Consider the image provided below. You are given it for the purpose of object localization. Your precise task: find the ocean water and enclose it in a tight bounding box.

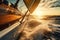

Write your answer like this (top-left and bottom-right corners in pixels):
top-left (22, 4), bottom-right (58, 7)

top-left (19, 15), bottom-right (60, 40)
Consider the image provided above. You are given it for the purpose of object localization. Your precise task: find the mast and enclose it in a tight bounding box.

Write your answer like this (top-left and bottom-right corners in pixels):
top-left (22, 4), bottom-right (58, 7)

top-left (23, 0), bottom-right (40, 13)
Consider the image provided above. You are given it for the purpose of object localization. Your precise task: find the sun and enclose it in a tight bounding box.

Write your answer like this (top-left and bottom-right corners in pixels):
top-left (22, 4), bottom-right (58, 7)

top-left (31, 7), bottom-right (44, 19)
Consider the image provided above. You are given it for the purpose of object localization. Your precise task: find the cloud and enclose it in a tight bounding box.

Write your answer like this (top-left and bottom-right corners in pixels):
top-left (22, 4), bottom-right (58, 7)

top-left (51, 0), bottom-right (60, 8)
top-left (39, 0), bottom-right (60, 8)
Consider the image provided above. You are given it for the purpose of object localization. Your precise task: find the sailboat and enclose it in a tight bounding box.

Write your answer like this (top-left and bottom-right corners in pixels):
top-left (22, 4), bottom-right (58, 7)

top-left (0, 0), bottom-right (40, 40)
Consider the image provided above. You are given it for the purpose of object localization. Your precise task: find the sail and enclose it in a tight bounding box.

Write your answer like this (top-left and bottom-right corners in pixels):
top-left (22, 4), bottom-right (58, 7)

top-left (23, 0), bottom-right (40, 13)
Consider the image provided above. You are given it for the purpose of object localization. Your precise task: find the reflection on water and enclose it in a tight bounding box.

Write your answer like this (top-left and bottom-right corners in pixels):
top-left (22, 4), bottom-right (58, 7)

top-left (19, 15), bottom-right (60, 40)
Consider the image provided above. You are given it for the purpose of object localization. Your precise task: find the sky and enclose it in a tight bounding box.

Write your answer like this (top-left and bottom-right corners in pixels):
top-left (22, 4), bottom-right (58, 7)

top-left (7, 0), bottom-right (60, 16)
top-left (7, 0), bottom-right (17, 4)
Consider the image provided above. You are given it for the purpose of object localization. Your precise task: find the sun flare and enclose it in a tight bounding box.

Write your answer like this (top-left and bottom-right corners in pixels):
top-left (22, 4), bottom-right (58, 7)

top-left (31, 7), bottom-right (44, 19)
